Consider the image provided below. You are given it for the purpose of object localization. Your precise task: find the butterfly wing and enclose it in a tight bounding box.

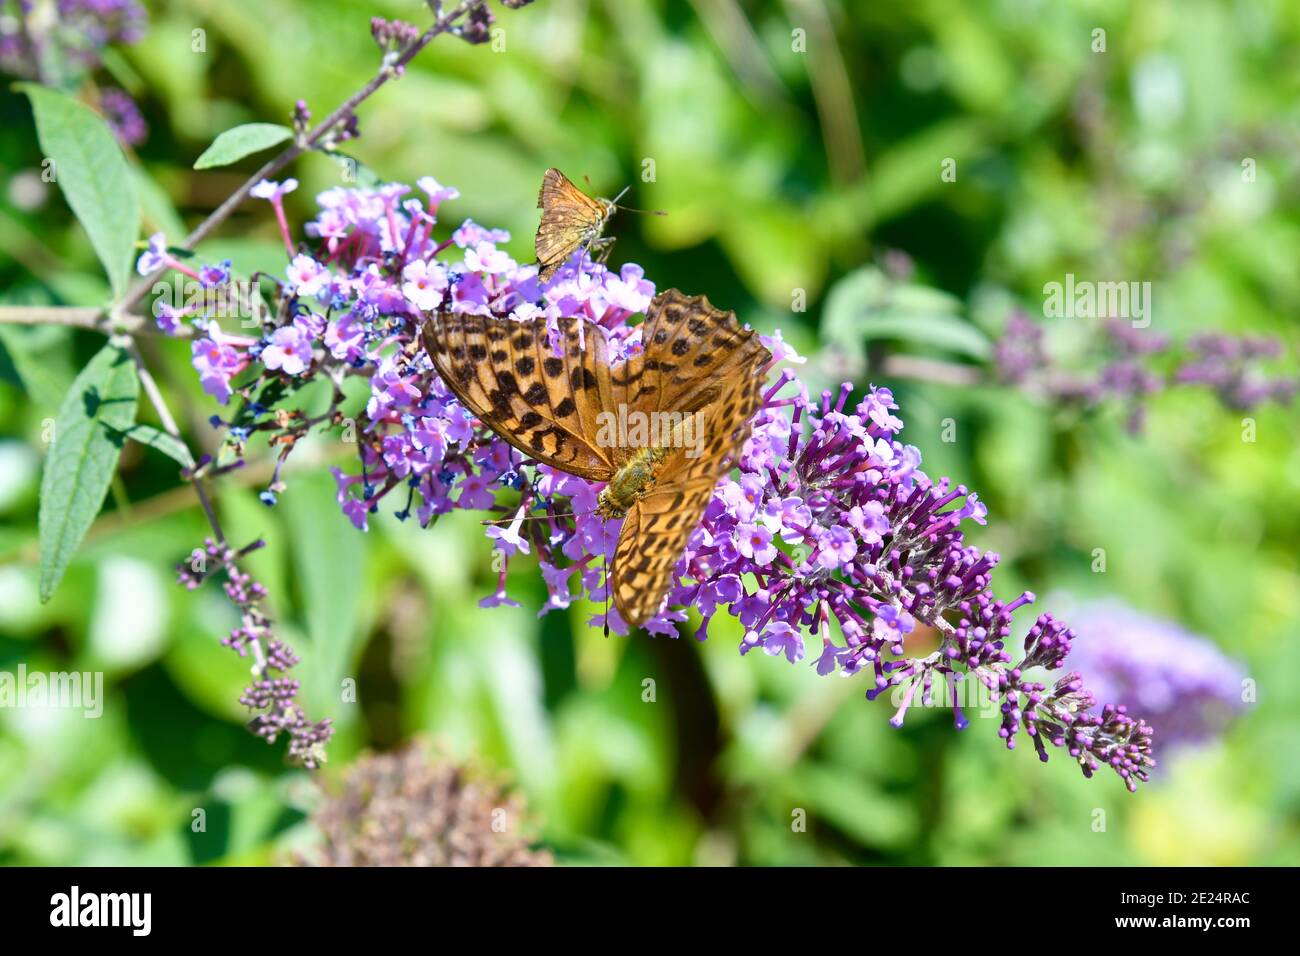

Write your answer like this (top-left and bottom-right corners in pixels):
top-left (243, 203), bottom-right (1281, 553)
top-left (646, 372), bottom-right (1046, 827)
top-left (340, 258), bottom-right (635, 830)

top-left (611, 303), bottom-right (772, 627)
top-left (422, 311), bottom-right (617, 481)
top-left (610, 477), bottom-right (717, 628)
top-left (535, 168), bottom-right (608, 282)
top-left (635, 289), bottom-right (770, 418)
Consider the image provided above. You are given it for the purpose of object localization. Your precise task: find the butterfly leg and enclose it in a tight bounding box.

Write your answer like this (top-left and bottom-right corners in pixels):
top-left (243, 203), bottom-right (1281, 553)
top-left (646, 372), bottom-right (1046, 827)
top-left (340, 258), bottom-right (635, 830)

top-left (589, 236), bottom-right (617, 265)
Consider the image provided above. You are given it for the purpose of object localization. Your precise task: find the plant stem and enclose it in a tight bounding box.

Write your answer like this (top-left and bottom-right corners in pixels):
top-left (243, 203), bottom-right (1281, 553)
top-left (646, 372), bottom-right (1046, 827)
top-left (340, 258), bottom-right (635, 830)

top-left (0, 306), bottom-right (100, 328)
top-left (120, 337), bottom-right (227, 544)
top-left (111, 0), bottom-right (483, 317)
top-left (0, 305), bottom-right (185, 337)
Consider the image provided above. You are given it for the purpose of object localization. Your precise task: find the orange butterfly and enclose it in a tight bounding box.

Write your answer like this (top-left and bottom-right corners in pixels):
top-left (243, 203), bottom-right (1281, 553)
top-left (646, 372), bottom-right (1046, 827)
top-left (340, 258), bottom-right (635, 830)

top-left (534, 168), bottom-right (662, 283)
top-left (423, 290), bottom-right (770, 627)
top-left (534, 168), bottom-right (620, 282)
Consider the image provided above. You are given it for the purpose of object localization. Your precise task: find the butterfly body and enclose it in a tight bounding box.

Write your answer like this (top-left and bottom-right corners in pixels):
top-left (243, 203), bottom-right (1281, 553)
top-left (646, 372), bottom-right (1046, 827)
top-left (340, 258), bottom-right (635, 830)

top-left (567, 198), bottom-right (615, 261)
top-left (535, 168), bottom-right (618, 282)
top-left (598, 446), bottom-right (669, 519)
top-left (423, 289), bottom-right (770, 627)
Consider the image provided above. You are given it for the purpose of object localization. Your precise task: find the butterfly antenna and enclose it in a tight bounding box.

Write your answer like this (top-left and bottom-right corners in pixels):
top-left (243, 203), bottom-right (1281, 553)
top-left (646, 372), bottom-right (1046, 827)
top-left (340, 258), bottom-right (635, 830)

top-left (479, 506), bottom-right (596, 526)
top-left (603, 550), bottom-right (611, 639)
top-left (613, 201), bottom-right (667, 217)
top-left (480, 510), bottom-right (576, 526)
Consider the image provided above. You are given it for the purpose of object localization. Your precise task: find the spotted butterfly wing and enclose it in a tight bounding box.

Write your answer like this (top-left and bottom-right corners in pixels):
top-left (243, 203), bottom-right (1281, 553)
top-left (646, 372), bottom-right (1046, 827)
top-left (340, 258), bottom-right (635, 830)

top-left (422, 291), bottom-right (770, 629)
top-left (535, 168), bottom-right (610, 282)
top-left (421, 312), bottom-right (625, 480)
top-left (608, 293), bottom-right (770, 625)
top-left (633, 288), bottom-right (766, 419)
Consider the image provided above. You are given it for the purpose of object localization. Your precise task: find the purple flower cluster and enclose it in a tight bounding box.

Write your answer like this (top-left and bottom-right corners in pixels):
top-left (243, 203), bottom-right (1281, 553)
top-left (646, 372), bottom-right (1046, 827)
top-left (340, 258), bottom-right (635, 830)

top-left (56, 0), bottom-right (147, 49)
top-left (147, 174), bottom-right (1157, 788)
top-left (1057, 599), bottom-right (1245, 755)
top-left (153, 174), bottom-right (659, 525)
top-left (97, 85), bottom-right (147, 147)
top-left (0, 1), bottom-right (146, 70)
top-left (176, 538), bottom-right (332, 767)
top-left (1, 1), bottom-right (149, 144)
top-left (665, 381), bottom-right (1153, 789)
top-left (994, 310), bottom-right (1296, 432)
top-left (1174, 333), bottom-right (1297, 410)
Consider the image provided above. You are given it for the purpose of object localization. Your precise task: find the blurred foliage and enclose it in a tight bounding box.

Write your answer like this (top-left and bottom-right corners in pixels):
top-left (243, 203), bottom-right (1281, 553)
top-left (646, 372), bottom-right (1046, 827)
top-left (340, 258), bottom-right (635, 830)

top-left (1, 0), bottom-right (1298, 865)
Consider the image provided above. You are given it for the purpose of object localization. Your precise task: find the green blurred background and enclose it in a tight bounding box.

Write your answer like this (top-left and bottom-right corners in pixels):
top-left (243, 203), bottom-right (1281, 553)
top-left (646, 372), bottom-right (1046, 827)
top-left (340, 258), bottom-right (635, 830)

top-left (1, 0), bottom-right (1298, 865)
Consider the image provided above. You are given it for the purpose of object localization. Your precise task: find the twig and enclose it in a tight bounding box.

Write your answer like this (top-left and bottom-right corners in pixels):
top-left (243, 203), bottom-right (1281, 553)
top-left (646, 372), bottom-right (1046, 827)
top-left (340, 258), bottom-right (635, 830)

top-left (0, 306), bottom-right (101, 328)
top-left (123, 334), bottom-right (284, 706)
top-left (6, 0), bottom-right (499, 767)
top-left (111, 0), bottom-right (483, 318)
top-left (120, 337), bottom-right (227, 543)
top-left (40, 0), bottom-right (486, 636)
top-left (0, 305), bottom-right (189, 337)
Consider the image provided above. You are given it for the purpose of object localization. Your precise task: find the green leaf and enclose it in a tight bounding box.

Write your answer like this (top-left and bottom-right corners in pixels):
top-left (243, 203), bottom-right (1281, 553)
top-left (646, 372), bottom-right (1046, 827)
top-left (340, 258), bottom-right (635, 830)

top-left (38, 342), bottom-right (140, 602)
top-left (119, 423), bottom-right (195, 470)
top-left (18, 84), bottom-right (140, 299)
top-left (193, 123), bottom-right (292, 170)
top-left (852, 313), bottom-right (993, 360)
top-left (822, 266), bottom-right (992, 361)
top-left (133, 167), bottom-right (186, 239)
top-left (822, 266), bottom-right (889, 341)
top-left (282, 471), bottom-right (367, 717)
top-left (0, 324), bottom-right (76, 412)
